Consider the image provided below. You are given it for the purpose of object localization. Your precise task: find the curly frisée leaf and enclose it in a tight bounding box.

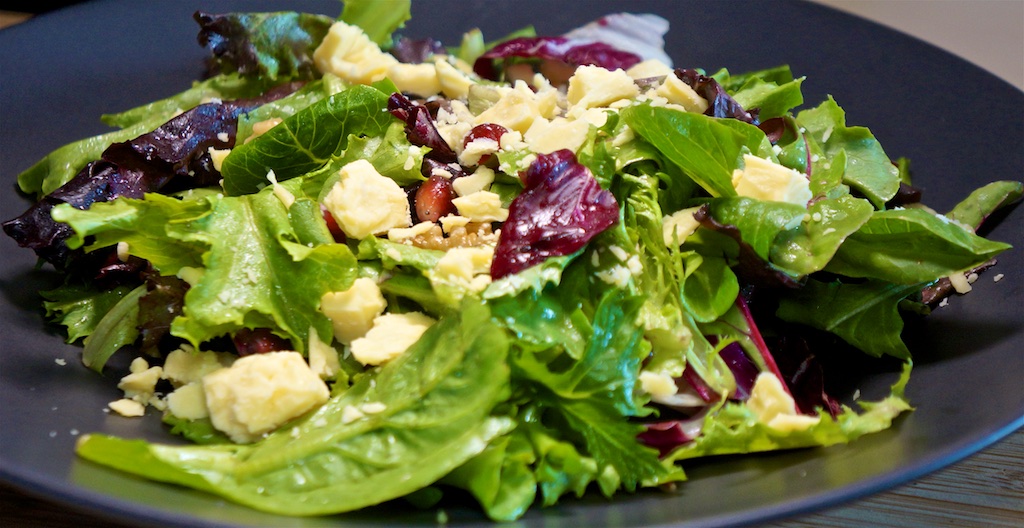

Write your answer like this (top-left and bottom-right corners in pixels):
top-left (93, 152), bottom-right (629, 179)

top-left (77, 301), bottom-right (513, 516)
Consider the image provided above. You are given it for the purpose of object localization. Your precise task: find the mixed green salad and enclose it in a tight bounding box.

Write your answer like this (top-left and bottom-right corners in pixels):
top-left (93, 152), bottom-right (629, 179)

top-left (4, 0), bottom-right (1021, 521)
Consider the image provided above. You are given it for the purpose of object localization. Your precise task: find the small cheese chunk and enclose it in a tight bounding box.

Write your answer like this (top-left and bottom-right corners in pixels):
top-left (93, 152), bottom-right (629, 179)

top-left (320, 277), bottom-right (387, 344)
top-left (566, 66), bottom-right (639, 116)
top-left (459, 137), bottom-right (500, 166)
top-left (524, 117), bottom-right (591, 154)
top-left (307, 326), bottom-right (342, 379)
top-left (118, 362), bottom-right (163, 405)
top-left (208, 147), bottom-right (230, 172)
top-left (639, 371), bottom-right (678, 400)
top-left (747, 373), bottom-right (821, 432)
top-left (203, 351), bottom-right (330, 443)
top-left (655, 74), bottom-right (709, 113)
top-left (165, 382), bottom-right (209, 420)
top-left (435, 245), bottom-right (495, 285)
top-left (662, 206), bottom-right (703, 246)
top-left (313, 21), bottom-right (398, 85)
top-left (731, 154), bottom-right (813, 206)
top-left (452, 166), bottom-right (495, 197)
top-left (626, 58), bottom-right (673, 80)
top-left (474, 81), bottom-right (558, 133)
top-left (162, 347), bottom-right (233, 387)
top-left (322, 159), bottom-right (411, 239)
top-left (452, 191), bottom-right (508, 222)
top-left (388, 62), bottom-right (442, 97)
top-left (350, 312), bottom-right (436, 366)
top-left (108, 398), bottom-right (145, 417)
top-left (435, 58), bottom-right (477, 100)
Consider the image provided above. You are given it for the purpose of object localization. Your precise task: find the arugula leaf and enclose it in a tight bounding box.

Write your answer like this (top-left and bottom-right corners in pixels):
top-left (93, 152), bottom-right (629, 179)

top-left (220, 84), bottom-right (394, 195)
top-left (77, 301), bottom-right (513, 515)
top-left (825, 208), bottom-right (1011, 283)
top-left (776, 278), bottom-right (924, 359)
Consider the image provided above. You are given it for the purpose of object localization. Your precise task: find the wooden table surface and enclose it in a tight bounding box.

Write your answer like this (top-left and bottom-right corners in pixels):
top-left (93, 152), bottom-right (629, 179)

top-left (1, 4), bottom-right (1022, 527)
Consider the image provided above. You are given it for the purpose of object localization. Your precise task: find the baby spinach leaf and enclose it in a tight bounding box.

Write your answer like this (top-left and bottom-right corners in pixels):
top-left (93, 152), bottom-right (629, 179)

top-left (77, 301), bottom-right (513, 515)
top-left (704, 197), bottom-right (806, 260)
top-left (771, 194), bottom-right (874, 276)
top-left (220, 84), bottom-right (394, 195)
top-left (797, 97), bottom-right (899, 208)
top-left (620, 104), bottom-right (743, 198)
top-left (680, 253), bottom-right (739, 323)
top-left (826, 208), bottom-right (1011, 283)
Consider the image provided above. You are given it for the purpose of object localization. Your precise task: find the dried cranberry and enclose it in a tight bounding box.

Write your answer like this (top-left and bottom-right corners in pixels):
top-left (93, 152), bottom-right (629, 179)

top-left (491, 149), bottom-right (619, 279)
top-left (462, 123), bottom-right (509, 165)
top-left (320, 204), bottom-right (346, 243)
top-left (232, 328), bottom-right (292, 356)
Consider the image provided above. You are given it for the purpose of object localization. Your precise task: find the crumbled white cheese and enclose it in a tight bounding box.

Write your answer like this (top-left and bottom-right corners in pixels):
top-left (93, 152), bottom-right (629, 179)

top-left (747, 373), bottom-right (820, 432)
top-left (118, 359), bottom-right (163, 406)
top-left (434, 245), bottom-right (495, 290)
top-left (360, 402), bottom-right (387, 414)
top-left (54, 358), bottom-right (66, 366)
top-left (662, 207), bottom-right (702, 246)
top-left (350, 312), bottom-right (436, 366)
top-left (434, 57), bottom-right (477, 100)
top-left (266, 170), bottom-right (296, 209)
top-left (108, 398), bottom-right (145, 417)
top-left (116, 241), bottom-right (130, 262)
top-left (320, 277), bottom-right (387, 344)
top-left (523, 117), bottom-right (590, 154)
top-left (626, 58), bottom-right (673, 79)
top-left (731, 154), bottom-right (813, 205)
top-left (439, 214), bottom-right (471, 234)
top-left (203, 351), bottom-right (330, 443)
top-left (322, 159), bottom-right (411, 239)
top-left (474, 80), bottom-right (558, 133)
top-left (994, 273), bottom-right (1004, 282)
top-left (307, 326), bottom-right (342, 379)
top-left (388, 62), bottom-right (441, 97)
top-left (948, 272), bottom-right (972, 294)
top-left (162, 346), bottom-right (233, 387)
top-left (654, 74), bottom-right (708, 113)
top-left (165, 382), bottom-right (209, 420)
top-left (341, 405), bottom-right (365, 424)
top-left (639, 371), bottom-right (678, 400)
top-left (452, 166), bottom-right (495, 197)
top-left (313, 21), bottom-right (398, 85)
top-left (566, 65), bottom-right (639, 117)
top-left (452, 190), bottom-right (508, 222)
top-left (388, 221), bottom-right (438, 243)
top-left (208, 147), bottom-right (230, 172)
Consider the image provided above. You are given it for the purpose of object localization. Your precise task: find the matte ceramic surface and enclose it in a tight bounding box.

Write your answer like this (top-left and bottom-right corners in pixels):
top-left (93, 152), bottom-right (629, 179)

top-left (1, 1), bottom-right (1021, 527)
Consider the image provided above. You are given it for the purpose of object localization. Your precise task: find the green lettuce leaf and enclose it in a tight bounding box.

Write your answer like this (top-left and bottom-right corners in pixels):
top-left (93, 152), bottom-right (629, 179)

top-left (220, 84), bottom-right (394, 195)
top-left (81, 285), bottom-right (145, 371)
top-left (340, 0), bottom-right (412, 47)
top-left (41, 284), bottom-right (135, 343)
top-left (77, 301), bottom-right (513, 516)
top-left (945, 180), bottom-right (1023, 230)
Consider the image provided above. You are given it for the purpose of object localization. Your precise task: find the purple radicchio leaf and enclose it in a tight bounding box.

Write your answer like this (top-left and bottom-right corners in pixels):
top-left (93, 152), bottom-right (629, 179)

top-left (637, 410), bottom-right (709, 457)
top-left (718, 341), bottom-right (760, 401)
top-left (2, 84), bottom-right (301, 272)
top-left (675, 68), bottom-right (759, 125)
top-left (390, 36), bottom-right (446, 64)
top-left (387, 92), bottom-right (457, 163)
top-left (769, 334), bottom-right (843, 418)
top-left (473, 36), bottom-right (642, 79)
top-left (491, 149), bottom-right (619, 279)
top-left (562, 13), bottom-right (672, 67)
top-left (194, 10), bottom-right (333, 80)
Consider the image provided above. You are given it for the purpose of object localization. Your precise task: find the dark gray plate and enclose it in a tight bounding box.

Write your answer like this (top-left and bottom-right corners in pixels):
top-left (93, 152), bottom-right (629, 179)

top-left (1, 1), bottom-right (1021, 527)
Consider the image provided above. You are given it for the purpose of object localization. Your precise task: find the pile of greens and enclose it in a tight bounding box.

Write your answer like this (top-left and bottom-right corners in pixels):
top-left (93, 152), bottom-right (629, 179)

top-left (3, 0), bottom-right (1020, 521)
